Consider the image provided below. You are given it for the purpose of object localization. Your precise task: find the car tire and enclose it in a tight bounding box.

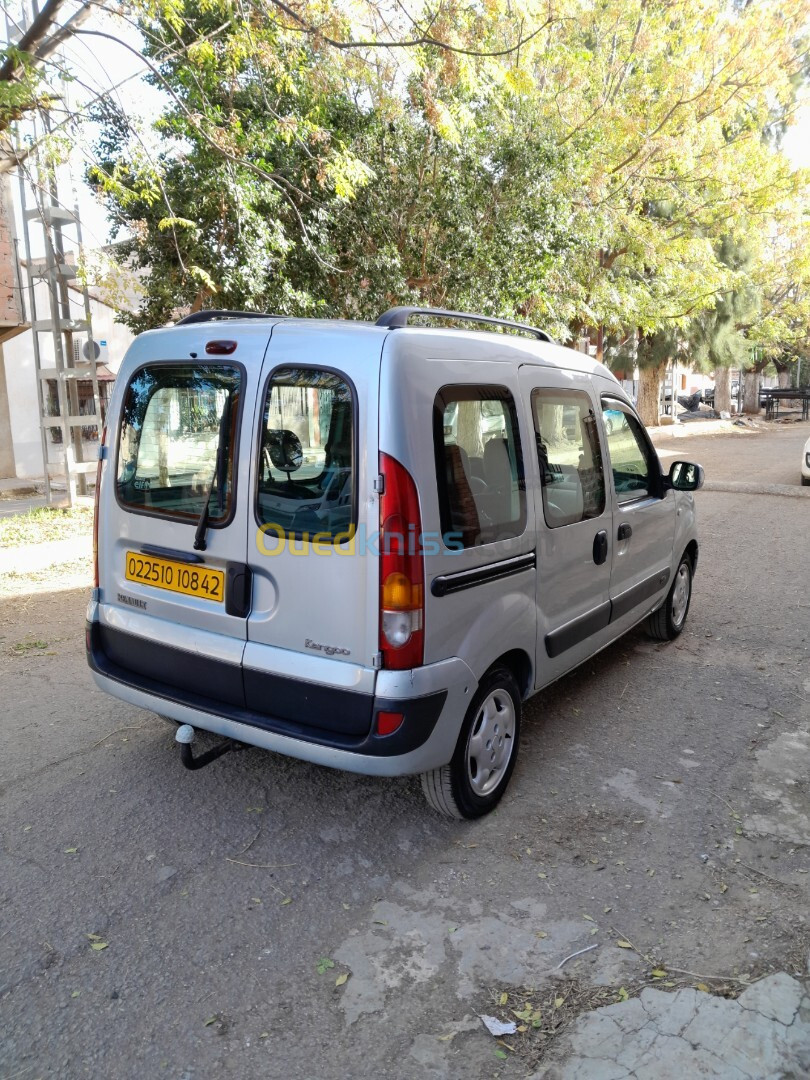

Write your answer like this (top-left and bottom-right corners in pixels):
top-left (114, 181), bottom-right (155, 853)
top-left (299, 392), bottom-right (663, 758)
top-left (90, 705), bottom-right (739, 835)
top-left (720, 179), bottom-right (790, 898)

top-left (421, 666), bottom-right (521, 820)
top-left (647, 555), bottom-right (693, 641)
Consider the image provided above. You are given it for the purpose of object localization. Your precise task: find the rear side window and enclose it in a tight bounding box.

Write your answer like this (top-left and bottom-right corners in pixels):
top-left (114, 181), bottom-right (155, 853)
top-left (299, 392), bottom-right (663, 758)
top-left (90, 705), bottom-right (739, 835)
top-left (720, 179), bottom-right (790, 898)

top-left (531, 388), bottom-right (606, 528)
top-left (434, 385), bottom-right (526, 548)
top-left (256, 367), bottom-right (355, 542)
top-left (117, 364), bottom-right (241, 523)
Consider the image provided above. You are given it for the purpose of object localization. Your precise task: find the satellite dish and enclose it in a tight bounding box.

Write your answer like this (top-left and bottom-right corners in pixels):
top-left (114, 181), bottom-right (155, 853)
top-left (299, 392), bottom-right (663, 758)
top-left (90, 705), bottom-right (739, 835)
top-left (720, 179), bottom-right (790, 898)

top-left (82, 339), bottom-right (101, 361)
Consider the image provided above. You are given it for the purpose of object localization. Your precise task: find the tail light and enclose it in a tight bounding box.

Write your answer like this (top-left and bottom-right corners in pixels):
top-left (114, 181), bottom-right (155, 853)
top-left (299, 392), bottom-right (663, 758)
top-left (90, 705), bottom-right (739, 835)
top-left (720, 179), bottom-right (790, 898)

top-left (379, 453), bottom-right (424, 670)
top-left (92, 426), bottom-right (106, 589)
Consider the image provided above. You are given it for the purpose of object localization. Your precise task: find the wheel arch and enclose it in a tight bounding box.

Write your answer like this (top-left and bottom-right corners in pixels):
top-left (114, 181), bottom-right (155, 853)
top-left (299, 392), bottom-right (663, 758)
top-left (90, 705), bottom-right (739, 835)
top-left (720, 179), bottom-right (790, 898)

top-left (491, 648), bottom-right (533, 701)
top-left (683, 539), bottom-right (698, 574)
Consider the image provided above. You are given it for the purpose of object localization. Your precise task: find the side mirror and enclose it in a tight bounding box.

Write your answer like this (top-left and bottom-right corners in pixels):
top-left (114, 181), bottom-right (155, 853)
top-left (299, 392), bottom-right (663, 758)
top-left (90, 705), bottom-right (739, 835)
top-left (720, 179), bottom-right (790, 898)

top-left (668, 460), bottom-right (704, 492)
top-left (266, 429), bottom-right (303, 474)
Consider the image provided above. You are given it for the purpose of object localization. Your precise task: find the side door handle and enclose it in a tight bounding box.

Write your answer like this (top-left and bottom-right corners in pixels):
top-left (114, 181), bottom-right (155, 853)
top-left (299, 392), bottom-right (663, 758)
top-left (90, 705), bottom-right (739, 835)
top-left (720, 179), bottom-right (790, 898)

top-left (617, 523), bottom-right (632, 541)
top-left (592, 530), bottom-right (608, 566)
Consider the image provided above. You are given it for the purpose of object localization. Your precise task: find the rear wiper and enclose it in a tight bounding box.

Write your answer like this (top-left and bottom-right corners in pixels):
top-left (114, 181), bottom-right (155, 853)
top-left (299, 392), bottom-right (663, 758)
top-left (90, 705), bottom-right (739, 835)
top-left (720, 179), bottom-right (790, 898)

top-left (193, 400), bottom-right (231, 552)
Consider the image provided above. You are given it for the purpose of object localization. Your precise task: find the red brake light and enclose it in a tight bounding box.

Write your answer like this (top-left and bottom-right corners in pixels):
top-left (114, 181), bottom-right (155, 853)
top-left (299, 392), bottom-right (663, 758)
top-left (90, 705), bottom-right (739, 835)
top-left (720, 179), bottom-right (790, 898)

top-left (205, 340), bottom-right (238, 355)
top-left (92, 426), bottom-right (106, 589)
top-left (379, 453), bottom-right (424, 670)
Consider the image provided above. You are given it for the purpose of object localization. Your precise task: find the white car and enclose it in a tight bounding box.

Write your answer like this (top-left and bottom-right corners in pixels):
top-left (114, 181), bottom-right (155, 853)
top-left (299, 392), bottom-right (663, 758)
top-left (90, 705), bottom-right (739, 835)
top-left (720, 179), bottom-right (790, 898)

top-left (802, 435), bottom-right (810, 486)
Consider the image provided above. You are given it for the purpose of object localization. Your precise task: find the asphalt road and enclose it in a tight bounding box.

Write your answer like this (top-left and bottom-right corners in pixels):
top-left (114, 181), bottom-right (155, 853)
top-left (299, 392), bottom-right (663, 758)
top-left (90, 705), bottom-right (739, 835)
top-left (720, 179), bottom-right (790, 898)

top-left (1, 422), bottom-right (808, 1080)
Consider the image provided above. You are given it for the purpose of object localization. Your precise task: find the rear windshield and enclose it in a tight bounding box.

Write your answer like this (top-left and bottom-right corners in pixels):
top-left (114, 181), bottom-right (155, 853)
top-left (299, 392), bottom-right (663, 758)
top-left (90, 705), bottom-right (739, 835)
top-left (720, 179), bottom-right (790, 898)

top-left (116, 363), bottom-right (242, 523)
top-left (256, 367), bottom-right (354, 542)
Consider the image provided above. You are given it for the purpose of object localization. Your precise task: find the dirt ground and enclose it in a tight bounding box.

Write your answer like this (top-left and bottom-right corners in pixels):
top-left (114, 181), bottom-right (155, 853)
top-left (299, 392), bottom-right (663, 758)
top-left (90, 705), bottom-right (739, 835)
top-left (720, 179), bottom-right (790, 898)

top-left (1, 422), bottom-right (808, 1079)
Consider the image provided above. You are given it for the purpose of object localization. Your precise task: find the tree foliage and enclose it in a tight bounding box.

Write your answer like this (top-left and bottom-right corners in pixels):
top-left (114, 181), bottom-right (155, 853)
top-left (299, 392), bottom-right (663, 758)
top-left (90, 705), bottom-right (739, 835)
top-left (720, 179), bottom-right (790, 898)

top-left (38, 0), bottom-right (809, 413)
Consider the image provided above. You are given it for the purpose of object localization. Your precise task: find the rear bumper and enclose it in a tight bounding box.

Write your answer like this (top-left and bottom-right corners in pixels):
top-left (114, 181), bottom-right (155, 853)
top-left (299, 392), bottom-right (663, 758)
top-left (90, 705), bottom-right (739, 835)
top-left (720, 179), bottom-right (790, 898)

top-left (86, 617), bottom-right (475, 776)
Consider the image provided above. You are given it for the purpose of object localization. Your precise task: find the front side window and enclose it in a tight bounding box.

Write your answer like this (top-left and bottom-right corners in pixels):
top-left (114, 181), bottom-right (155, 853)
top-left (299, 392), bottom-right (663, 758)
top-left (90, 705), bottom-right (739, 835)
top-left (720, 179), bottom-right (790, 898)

top-left (601, 399), bottom-right (659, 503)
top-left (434, 385), bottom-right (526, 548)
top-left (531, 389), bottom-right (606, 528)
top-left (256, 367), bottom-right (354, 542)
top-left (117, 364), bottom-right (241, 522)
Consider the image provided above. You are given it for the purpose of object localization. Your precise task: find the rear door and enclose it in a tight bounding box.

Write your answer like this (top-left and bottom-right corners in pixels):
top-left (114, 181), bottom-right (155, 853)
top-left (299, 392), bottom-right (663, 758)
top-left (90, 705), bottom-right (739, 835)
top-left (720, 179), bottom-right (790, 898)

top-left (518, 366), bottom-right (613, 685)
top-left (243, 323), bottom-right (383, 734)
top-left (596, 385), bottom-right (676, 628)
top-left (98, 324), bottom-right (273, 703)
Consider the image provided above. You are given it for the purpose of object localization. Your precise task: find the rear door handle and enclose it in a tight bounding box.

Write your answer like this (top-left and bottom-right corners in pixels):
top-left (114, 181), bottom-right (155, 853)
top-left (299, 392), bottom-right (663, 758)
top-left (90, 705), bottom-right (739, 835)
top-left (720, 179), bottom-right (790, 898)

top-left (617, 523), bottom-right (632, 541)
top-left (225, 563), bottom-right (253, 618)
top-left (593, 530), bottom-right (608, 565)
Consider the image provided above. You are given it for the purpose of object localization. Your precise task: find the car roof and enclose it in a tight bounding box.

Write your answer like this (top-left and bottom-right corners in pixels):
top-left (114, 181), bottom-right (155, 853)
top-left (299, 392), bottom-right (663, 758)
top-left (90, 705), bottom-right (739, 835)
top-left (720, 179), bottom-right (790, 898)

top-left (128, 316), bottom-right (617, 382)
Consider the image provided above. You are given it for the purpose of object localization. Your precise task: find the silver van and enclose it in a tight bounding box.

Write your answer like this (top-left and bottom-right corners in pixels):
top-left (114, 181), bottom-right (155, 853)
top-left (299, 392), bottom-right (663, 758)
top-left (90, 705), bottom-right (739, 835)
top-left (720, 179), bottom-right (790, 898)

top-left (87, 307), bottom-right (704, 818)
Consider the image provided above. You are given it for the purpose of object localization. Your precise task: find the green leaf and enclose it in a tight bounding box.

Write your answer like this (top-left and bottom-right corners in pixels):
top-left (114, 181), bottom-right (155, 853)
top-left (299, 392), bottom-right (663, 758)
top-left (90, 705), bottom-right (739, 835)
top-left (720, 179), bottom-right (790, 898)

top-left (90, 942), bottom-right (109, 951)
top-left (317, 957), bottom-right (335, 975)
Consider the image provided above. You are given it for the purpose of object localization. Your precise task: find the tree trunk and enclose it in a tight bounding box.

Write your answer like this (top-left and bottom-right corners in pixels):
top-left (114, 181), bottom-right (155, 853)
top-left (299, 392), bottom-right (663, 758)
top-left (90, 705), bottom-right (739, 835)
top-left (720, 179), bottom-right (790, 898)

top-left (713, 366), bottom-right (732, 414)
top-left (742, 370), bottom-right (761, 415)
top-left (636, 364), bottom-right (664, 427)
top-left (777, 369), bottom-right (790, 389)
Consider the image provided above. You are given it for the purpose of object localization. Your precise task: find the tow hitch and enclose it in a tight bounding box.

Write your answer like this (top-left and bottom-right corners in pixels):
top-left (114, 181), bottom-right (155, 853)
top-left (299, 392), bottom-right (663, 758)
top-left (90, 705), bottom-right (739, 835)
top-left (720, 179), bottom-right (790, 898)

top-left (175, 724), bottom-right (245, 771)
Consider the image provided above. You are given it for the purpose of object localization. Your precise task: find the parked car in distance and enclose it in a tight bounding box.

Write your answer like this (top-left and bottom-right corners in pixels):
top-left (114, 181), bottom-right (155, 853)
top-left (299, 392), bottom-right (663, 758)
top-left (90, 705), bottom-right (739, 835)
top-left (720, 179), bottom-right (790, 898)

top-left (87, 306), bottom-right (705, 819)
top-left (802, 435), bottom-right (810, 486)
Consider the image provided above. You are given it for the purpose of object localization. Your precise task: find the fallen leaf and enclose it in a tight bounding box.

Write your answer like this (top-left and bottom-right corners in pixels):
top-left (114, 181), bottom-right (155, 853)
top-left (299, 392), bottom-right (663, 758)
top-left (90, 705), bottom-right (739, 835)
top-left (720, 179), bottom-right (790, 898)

top-left (373, 919), bottom-right (388, 926)
top-left (342, 903), bottom-right (351, 910)
top-left (617, 987), bottom-right (629, 1001)
top-left (280, 897), bottom-right (292, 906)
top-left (71, 991), bottom-right (81, 998)
top-left (204, 1016), bottom-right (217, 1026)
top-left (494, 1049), bottom-right (508, 1061)
top-left (537, 872), bottom-right (547, 879)
top-left (335, 972), bottom-right (349, 987)
top-left (583, 914), bottom-right (594, 922)
top-left (554, 997), bottom-right (564, 1009)
top-left (64, 847), bottom-right (78, 854)
top-left (616, 941), bottom-right (633, 949)
top-left (535, 931), bottom-right (548, 939)
top-left (517, 1024), bottom-right (528, 1033)
top-left (651, 969), bottom-right (667, 978)
top-left (90, 942), bottom-right (108, 951)
top-left (448, 926), bottom-right (458, 933)
top-left (720, 883), bottom-right (728, 894)
top-left (437, 1033), bottom-right (455, 1042)
top-left (603, 906), bottom-right (612, 913)
top-left (86, 933), bottom-right (103, 941)
top-left (695, 982), bottom-right (710, 992)
top-left (499, 992), bottom-right (508, 1005)
top-left (259, 1032), bottom-right (269, 1039)
top-left (317, 957), bottom-right (335, 975)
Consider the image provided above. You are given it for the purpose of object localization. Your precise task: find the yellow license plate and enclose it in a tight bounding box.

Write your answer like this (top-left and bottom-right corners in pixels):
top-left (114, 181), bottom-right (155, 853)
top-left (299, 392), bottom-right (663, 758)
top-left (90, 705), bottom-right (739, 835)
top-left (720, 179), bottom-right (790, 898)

top-left (125, 551), bottom-right (225, 603)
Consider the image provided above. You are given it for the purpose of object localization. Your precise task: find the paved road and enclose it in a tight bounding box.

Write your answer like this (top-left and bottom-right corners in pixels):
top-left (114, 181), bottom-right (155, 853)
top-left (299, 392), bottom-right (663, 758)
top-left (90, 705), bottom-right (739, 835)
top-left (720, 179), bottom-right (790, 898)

top-left (1, 424), bottom-right (808, 1079)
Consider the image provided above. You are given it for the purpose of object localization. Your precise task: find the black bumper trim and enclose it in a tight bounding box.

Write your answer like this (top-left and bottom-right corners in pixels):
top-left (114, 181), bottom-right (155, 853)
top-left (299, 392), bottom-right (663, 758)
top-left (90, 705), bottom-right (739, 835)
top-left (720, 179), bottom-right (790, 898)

top-left (86, 622), bottom-right (446, 757)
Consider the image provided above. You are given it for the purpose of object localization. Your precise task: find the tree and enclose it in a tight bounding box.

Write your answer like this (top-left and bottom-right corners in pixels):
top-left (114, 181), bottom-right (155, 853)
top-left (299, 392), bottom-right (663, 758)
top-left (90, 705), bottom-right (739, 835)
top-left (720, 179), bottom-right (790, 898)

top-left (690, 238), bottom-right (761, 414)
top-left (89, 2), bottom-right (584, 329)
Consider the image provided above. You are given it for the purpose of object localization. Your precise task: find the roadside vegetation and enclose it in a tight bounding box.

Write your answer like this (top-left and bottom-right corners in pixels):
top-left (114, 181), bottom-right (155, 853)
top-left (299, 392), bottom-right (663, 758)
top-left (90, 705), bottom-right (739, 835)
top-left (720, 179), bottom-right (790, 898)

top-left (0, 506), bottom-right (93, 548)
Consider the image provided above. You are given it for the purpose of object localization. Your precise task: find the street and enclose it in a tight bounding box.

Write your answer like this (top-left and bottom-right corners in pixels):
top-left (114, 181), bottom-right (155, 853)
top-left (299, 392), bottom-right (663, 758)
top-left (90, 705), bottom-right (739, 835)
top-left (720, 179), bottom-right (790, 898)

top-left (1, 422), bottom-right (809, 1079)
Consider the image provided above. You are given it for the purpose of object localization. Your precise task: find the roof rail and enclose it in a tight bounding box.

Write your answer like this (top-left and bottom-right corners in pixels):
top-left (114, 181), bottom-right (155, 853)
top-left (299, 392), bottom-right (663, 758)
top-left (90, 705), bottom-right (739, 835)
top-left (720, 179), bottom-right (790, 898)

top-left (175, 309), bottom-right (280, 326)
top-left (375, 306), bottom-right (554, 343)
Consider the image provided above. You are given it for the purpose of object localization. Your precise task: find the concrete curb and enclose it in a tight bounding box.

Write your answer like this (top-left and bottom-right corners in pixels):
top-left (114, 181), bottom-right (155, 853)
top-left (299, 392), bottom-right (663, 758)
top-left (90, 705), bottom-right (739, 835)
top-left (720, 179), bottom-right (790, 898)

top-left (0, 535), bottom-right (92, 575)
top-left (702, 480), bottom-right (810, 499)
